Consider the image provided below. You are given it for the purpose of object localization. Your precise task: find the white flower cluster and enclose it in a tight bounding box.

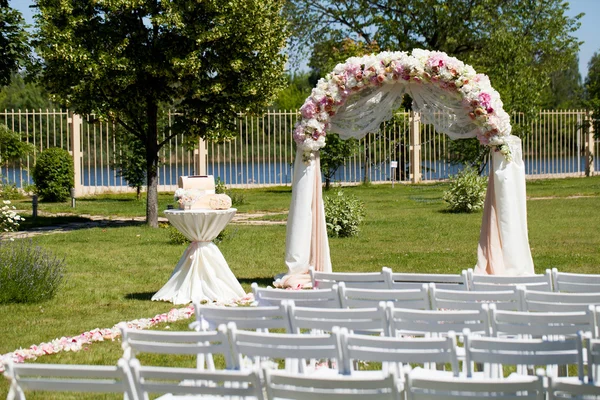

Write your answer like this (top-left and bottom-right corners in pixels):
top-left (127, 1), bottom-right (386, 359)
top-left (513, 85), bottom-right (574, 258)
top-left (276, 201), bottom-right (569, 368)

top-left (174, 188), bottom-right (202, 206)
top-left (0, 200), bottom-right (24, 233)
top-left (294, 49), bottom-right (512, 164)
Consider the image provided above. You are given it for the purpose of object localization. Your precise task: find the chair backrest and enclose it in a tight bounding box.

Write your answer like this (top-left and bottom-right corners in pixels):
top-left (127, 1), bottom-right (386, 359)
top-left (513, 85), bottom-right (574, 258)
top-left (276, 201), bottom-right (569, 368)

top-left (404, 366), bottom-right (545, 400)
top-left (193, 302), bottom-right (292, 332)
top-left (586, 334), bottom-right (600, 384)
top-left (468, 268), bottom-right (553, 292)
top-left (119, 324), bottom-right (234, 370)
top-left (227, 322), bottom-right (343, 374)
top-left (339, 328), bottom-right (459, 377)
top-left (264, 368), bottom-right (402, 400)
top-left (387, 305), bottom-right (488, 337)
top-left (485, 303), bottom-right (596, 338)
top-left (552, 268), bottom-right (600, 293)
top-left (287, 300), bottom-right (390, 336)
top-left (310, 266), bottom-right (392, 289)
top-left (518, 287), bottom-right (600, 312)
top-left (463, 330), bottom-right (584, 380)
top-left (548, 373), bottom-right (600, 400)
top-left (388, 270), bottom-right (469, 291)
top-left (129, 359), bottom-right (264, 400)
top-left (4, 359), bottom-right (137, 400)
top-left (430, 284), bottom-right (522, 311)
top-left (337, 282), bottom-right (431, 309)
top-left (252, 283), bottom-right (342, 308)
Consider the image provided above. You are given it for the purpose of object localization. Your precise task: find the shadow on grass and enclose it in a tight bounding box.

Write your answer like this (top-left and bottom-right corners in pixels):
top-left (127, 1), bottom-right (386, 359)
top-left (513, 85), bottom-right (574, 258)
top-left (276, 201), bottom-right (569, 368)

top-left (238, 277), bottom-right (276, 287)
top-left (124, 292), bottom-right (156, 301)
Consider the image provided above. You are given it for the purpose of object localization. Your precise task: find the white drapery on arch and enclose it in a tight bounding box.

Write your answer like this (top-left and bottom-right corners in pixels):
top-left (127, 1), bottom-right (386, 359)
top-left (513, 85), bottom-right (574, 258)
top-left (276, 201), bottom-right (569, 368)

top-left (277, 50), bottom-right (534, 288)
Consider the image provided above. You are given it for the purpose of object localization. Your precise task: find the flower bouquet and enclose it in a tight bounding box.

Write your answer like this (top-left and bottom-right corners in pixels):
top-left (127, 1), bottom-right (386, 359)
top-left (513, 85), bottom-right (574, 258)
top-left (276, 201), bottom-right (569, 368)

top-left (174, 188), bottom-right (202, 210)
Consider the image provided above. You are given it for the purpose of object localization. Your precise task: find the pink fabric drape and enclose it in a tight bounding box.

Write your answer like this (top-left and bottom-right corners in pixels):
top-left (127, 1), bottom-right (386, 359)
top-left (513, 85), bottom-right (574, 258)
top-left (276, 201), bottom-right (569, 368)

top-left (475, 163), bottom-right (505, 275)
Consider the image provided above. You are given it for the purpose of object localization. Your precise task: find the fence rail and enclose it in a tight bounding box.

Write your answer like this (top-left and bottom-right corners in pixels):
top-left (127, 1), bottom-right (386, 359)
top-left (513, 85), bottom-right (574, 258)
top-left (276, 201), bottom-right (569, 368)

top-left (0, 109), bottom-right (597, 194)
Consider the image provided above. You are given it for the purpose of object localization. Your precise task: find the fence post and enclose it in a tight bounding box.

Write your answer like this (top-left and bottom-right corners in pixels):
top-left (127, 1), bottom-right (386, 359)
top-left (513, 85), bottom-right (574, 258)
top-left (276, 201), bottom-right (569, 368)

top-left (70, 112), bottom-right (83, 196)
top-left (195, 137), bottom-right (208, 176)
top-left (410, 111), bottom-right (422, 183)
top-left (586, 111), bottom-right (595, 177)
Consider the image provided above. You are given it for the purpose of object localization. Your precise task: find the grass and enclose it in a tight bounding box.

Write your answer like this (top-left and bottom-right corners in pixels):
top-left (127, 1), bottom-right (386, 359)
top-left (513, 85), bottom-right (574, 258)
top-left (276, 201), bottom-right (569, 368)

top-left (1, 176), bottom-right (600, 398)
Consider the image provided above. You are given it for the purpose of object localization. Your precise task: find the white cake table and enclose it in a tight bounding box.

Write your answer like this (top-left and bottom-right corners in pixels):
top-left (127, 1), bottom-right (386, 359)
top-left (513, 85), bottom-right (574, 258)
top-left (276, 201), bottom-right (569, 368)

top-left (152, 208), bottom-right (245, 304)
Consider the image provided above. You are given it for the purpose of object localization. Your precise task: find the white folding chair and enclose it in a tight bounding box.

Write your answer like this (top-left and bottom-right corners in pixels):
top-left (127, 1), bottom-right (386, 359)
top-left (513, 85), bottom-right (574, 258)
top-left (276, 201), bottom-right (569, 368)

top-left (287, 300), bottom-right (390, 336)
top-left (387, 305), bottom-right (488, 338)
top-left (485, 303), bottom-right (596, 339)
top-left (339, 328), bottom-right (459, 377)
top-left (388, 270), bottom-right (469, 291)
top-left (192, 302), bottom-right (292, 332)
top-left (548, 373), bottom-right (600, 400)
top-left (119, 323), bottom-right (234, 370)
top-left (264, 367), bottom-right (402, 400)
top-left (310, 266), bottom-right (392, 289)
top-left (586, 335), bottom-right (600, 383)
top-left (404, 366), bottom-right (545, 400)
top-left (129, 358), bottom-right (264, 400)
top-left (227, 322), bottom-right (343, 374)
top-left (463, 329), bottom-right (585, 379)
top-left (430, 284), bottom-right (522, 311)
top-left (337, 282), bottom-right (431, 309)
top-left (518, 287), bottom-right (600, 312)
top-left (252, 282), bottom-right (342, 308)
top-left (4, 358), bottom-right (137, 400)
top-left (552, 268), bottom-right (600, 293)
top-left (467, 268), bottom-right (553, 292)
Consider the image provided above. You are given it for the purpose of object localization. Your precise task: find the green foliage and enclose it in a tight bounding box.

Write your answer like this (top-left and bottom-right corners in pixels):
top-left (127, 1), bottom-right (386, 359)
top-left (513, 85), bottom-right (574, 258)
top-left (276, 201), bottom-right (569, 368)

top-left (34, 0), bottom-right (289, 226)
top-left (586, 51), bottom-right (600, 101)
top-left (0, 124), bottom-right (33, 164)
top-left (0, 239), bottom-right (65, 303)
top-left (32, 147), bottom-right (74, 202)
top-left (324, 189), bottom-right (365, 238)
top-left (0, 178), bottom-right (21, 200)
top-left (272, 73), bottom-right (313, 110)
top-left (215, 177), bottom-right (227, 194)
top-left (443, 166), bottom-right (488, 213)
top-left (285, 0), bottom-right (581, 117)
top-left (0, 1), bottom-right (30, 87)
top-left (0, 73), bottom-right (55, 110)
top-left (447, 138), bottom-right (490, 174)
top-left (114, 129), bottom-right (146, 199)
top-left (542, 56), bottom-right (583, 110)
top-left (320, 133), bottom-right (358, 189)
top-left (214, 178), bottom-right (246, 206)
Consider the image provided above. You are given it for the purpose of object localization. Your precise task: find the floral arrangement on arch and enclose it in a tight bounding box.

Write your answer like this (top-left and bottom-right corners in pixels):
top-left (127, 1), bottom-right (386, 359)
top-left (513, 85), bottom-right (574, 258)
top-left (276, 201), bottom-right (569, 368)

top-left (293, 49), bottom-right (512, 163)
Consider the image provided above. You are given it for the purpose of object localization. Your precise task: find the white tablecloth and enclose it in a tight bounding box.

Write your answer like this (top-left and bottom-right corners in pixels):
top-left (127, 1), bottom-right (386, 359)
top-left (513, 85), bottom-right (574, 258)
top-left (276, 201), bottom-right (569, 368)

top-left (151, 209), bottom-right (245, 304)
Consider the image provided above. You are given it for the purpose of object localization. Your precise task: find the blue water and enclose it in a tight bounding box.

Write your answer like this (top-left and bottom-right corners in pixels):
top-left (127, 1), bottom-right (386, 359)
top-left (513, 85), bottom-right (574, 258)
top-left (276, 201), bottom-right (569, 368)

top-left (2, 156), bottom-right (592, 189)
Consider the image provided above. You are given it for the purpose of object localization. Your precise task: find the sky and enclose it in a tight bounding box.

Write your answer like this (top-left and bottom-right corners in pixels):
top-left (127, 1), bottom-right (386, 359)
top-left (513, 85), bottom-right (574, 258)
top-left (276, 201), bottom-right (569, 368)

top-left (8, 0), bottom-right (600, 80)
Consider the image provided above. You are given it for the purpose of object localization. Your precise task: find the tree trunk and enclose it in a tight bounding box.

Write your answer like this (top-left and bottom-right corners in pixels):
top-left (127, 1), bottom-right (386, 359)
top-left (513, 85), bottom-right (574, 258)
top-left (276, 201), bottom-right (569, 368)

top-left (145, 102), bottom-right (159, 228)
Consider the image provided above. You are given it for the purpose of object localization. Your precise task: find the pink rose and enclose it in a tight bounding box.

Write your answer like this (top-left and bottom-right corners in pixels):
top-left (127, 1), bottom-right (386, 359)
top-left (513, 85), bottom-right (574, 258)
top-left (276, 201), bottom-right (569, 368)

top-left (300, 101), bottom-right (317, 119)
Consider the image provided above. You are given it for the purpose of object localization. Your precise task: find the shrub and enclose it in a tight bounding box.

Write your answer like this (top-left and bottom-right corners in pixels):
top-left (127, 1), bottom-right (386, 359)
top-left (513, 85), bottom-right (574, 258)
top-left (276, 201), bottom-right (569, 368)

top-left (324, 189), bottom-right (365, 238)
top-left (443, 166), bottom-right (488, 213)
top-left (32, 147), bottom-right (74, 202)
top-left (0, 176), bottom-right (22, 200)
top-left (0, 200), bottom-right (24, 232)
top-left (215, 177), bottom-right (246, 206)
top-left (0, 239), bottom-right (65, 303)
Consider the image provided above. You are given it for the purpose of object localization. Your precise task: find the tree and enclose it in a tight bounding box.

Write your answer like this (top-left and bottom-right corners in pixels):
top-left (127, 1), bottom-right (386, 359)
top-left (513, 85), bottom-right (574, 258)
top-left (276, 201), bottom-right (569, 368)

top-left (272, 72), bottom-right (313, 110)
top-left (34, 0), bottom-right (288, 227)
top-left (286, 1), bottom-right (581, 173)
top-left (0, 73), bottom-right (55, 110)
top-left (0, 0), bottom-right (29, 87)
top-left (542, 56), bottom-right (583, 110)
top-left (285, 1), bottom-right (581, 114)
top-left (114, 128), bottom-right (146, 200)
top-left (585, 51), bottom-right (600, 138)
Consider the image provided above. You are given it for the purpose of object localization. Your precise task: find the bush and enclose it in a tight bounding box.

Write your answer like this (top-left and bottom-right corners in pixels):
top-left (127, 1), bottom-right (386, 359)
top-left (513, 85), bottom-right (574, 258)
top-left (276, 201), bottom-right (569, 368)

top-left (324, 189), bottom-right (365, 238)
top-left (443, 166), bottom-right (488, 213)
top-left (0, 239), bottom-right (65, 303)
top-left (32, 147), bottom-right (74, 202)
top-left (1, 200), bottom-right (24, 232)
top-left (0, 175), bottom-right (22, 200)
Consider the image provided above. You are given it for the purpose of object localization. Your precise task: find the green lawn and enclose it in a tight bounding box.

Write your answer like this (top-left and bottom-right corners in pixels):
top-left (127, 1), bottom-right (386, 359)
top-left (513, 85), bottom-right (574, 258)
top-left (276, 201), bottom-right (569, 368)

top-left (1, 176), bottom-right (600, 399)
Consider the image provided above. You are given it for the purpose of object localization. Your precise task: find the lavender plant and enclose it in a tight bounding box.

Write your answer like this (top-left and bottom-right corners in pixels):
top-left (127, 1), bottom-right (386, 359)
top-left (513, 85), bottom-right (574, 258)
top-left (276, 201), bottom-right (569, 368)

top-left (0, 239), bottom-right (65, 303)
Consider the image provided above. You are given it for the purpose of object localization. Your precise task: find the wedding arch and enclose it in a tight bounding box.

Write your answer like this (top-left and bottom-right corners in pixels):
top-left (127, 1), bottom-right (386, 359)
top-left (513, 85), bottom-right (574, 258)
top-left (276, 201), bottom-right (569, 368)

top-left (280, 49), bottom-right (534, 288)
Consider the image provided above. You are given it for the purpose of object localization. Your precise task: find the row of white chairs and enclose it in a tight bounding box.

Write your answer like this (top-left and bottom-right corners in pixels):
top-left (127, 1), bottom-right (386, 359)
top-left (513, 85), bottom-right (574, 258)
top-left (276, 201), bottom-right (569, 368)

top-left (7, 332), bottom-right (600, 400)
top-left (309, 267), bottom-right (600, 293)
top-left (252, 281), bottom-right (600, 312)
top-left (193, 300), bottom-right (600, 339)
